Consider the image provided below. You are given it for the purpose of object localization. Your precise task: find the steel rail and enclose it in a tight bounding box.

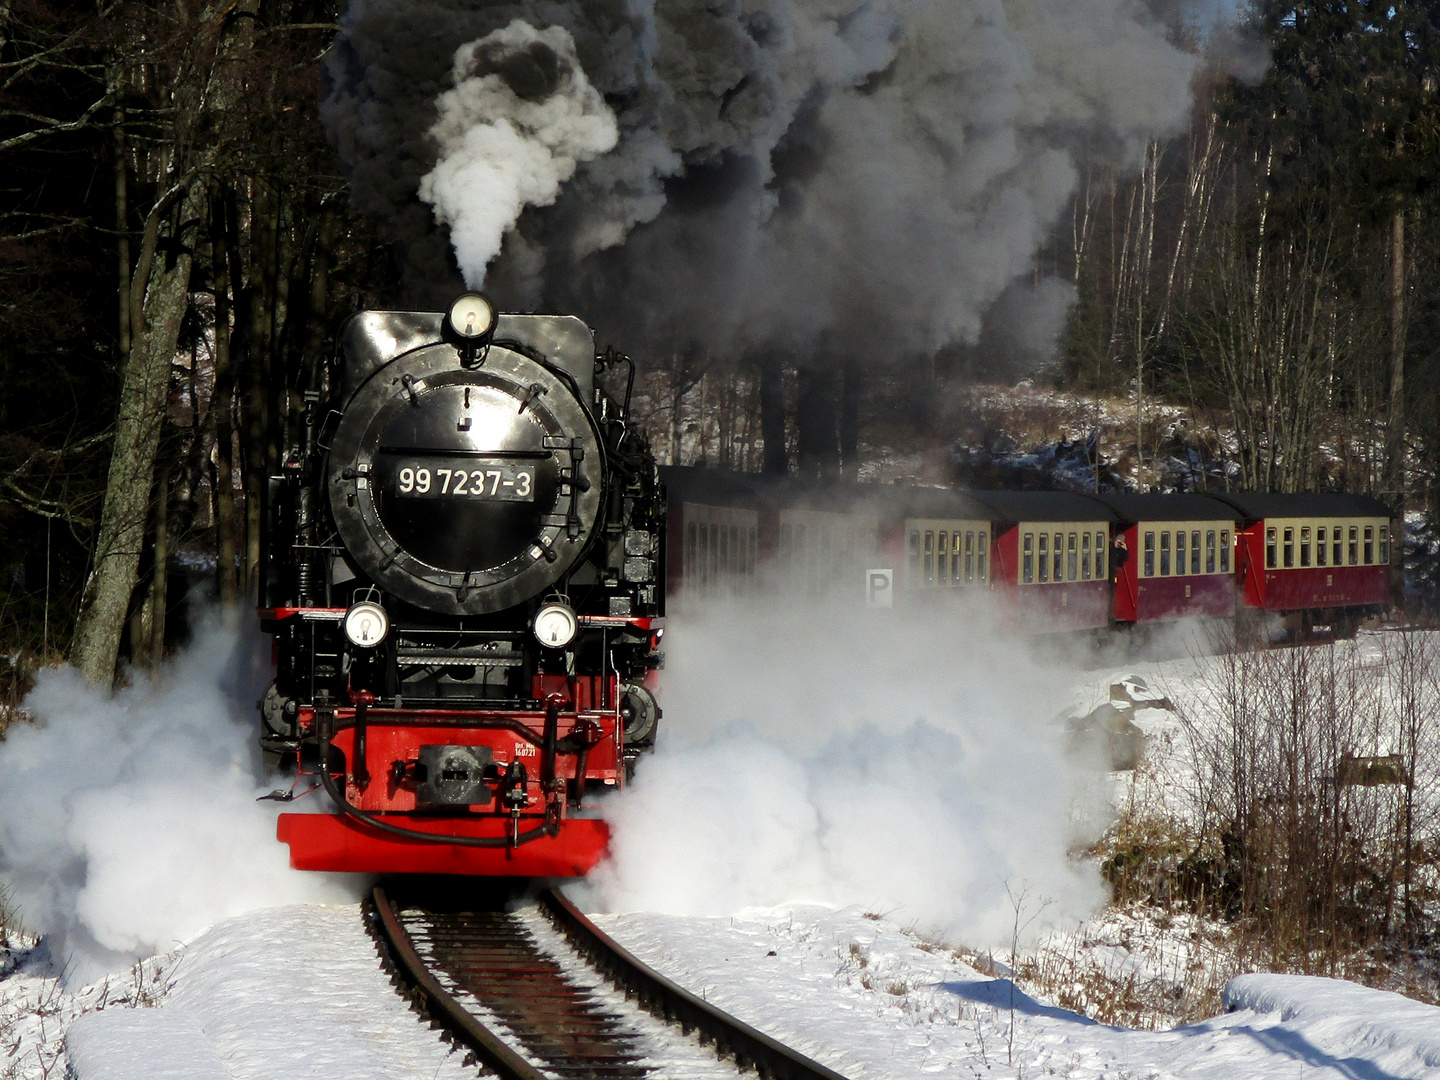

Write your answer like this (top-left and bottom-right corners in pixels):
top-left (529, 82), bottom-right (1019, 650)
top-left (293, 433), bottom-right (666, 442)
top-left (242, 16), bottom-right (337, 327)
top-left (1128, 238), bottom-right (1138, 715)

top-left (371, 883), bottom-right (855, 1080)
top-left (538, 888), bottom-right (853, 1080)
top-left (369, 886), bottom-right (552, 1080)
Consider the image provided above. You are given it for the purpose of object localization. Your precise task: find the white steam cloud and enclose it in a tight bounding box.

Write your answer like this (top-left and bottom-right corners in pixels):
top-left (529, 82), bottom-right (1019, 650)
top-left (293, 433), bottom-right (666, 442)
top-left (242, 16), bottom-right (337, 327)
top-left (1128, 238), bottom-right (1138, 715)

top-left (418, 21), bottom-right (619, 287)
top-left (0, 613), bottom-right (359, 985)
top-left (323, 0), bottom-right (1208, 361)
top-left (584, 600), bottom-right (1109, 948)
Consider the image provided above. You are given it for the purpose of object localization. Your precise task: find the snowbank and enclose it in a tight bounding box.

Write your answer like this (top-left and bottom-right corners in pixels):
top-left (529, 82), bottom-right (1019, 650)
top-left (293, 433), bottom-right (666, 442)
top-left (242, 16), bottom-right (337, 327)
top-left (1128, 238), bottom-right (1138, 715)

top-left (51, 905), bottom-right (476, 1080)
top-left (1224, 974), bottom-right (1440, 1076)
top-left (66, 1009), bottom-right (231, 1080)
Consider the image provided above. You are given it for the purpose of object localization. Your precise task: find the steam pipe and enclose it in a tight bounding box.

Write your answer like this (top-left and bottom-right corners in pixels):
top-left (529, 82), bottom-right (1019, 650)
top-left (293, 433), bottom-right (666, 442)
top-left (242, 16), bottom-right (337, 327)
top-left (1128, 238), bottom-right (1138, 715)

top-left (540, 693), bottom-right (564, 796)
top-left (352, 691), bottom-right (373, 791)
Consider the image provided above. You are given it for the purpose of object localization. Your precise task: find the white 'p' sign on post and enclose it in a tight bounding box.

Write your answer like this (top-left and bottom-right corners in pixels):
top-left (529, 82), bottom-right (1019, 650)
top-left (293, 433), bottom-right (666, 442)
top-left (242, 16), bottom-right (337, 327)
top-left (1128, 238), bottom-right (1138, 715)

top-left (866, 568), bottom-right (894, 608)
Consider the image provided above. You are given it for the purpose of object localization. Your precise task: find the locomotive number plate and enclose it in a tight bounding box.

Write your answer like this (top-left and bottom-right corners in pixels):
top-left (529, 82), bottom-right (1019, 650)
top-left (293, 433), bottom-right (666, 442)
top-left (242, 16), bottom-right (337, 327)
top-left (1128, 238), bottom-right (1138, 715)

top-left (393, 461), bottom-right (536, 502)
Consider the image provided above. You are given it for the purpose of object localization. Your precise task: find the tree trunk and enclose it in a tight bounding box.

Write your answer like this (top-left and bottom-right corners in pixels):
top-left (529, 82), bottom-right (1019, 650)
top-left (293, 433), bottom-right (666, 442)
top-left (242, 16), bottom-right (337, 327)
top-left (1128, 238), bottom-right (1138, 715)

top-left (243, 181), bottom-right (278, 600)
top-left (113, 105), bottom-right (130, 358)
top-left (70, 181), bottom-right (202, 686)
top-left (759, 354), bottom-right (788, 475)
top-left (796, 363), bottom-right (839, 480)
top-left (839, 357), bottom-right (860, 482)
top-left (212, 191), bottom-right (239, 605)
top-left (149, 467), bottom-right (168, 662)
top-left (1386, 208), bottom-right (1406, 608)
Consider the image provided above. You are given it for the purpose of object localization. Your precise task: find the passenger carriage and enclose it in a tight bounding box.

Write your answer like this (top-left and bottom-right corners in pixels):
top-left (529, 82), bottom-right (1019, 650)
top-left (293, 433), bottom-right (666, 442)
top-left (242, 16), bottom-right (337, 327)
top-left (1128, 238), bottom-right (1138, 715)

top-left (1207, 492), bottom-right (1392, 631)
top-left (663, 467), bottom-right (764, 606)
top-left (661, 468), bottom-right (1396, 637)
top-left (971, 492), bottom-right (1116, 633)
top-left (886, 488), bottom-right (996, 598)
top-left (662, 466), bottom-right (881, 607)
top-left (1097, 493), bottom-right (1241, 624)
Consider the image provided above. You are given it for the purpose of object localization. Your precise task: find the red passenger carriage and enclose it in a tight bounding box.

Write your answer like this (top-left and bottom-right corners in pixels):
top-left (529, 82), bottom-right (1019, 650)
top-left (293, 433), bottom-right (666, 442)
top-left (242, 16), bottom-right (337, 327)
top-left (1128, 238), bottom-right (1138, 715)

top-left (1097, 493), bottom-right (1241, 624)
top-left (1208, 493), bottom-right (1392, 632)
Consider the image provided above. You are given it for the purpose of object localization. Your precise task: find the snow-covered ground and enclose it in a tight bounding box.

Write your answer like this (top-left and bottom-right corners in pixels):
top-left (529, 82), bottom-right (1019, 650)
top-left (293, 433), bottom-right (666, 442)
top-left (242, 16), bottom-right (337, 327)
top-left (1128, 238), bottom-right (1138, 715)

top-left (6, 898), bottom-right (1440, 1079)
top-left (3, 905), bottom-right (480, 1080)
top-left (6, 631), bottom-right (1440, 1078)
top-left (595, 902), bottom-right (1440, 1079)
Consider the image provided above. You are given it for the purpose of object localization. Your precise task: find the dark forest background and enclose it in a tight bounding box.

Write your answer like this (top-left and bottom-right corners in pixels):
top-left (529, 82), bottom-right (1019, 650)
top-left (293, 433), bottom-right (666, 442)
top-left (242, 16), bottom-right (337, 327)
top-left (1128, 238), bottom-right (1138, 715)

top-left (0, 0), bottom-right (1436, 684)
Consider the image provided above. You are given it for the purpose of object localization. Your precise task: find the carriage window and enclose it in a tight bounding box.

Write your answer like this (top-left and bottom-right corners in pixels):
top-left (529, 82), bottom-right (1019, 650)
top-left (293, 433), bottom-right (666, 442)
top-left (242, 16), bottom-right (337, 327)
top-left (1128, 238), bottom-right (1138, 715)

top-left (1221, 530), bottom-right (1231, 573)
top-left (1364, 526), bottom-right (1374, 565)
top-left (1038, 533), bottom-right (1049, 582)
top-left (964, 531), bottom-right (975, 583)
top-left (710, 525), bottom-right (721, 582)
top-left (1067, 533), bottom-right (1078, 581)
top-left (1095, 533), bottom-right (1107, 579)
top-left (1349, 526), bottom-right (1358, 565)
top-left (1191, 531), bottom-right (1201, 574)
top-left (1300, 526), bottom-right (1311, 567)
top-left (978, 532), bottom-right (988, 582)
top-left (1380, 525), bottom-right (1389, 563)
top-left (686, 522), bottom-right (697, 582)
top-left (1283, 527), bottom-right (1294, 568)
top-left (1205, 530), bottom-right (1216, 574)
top-left (907, 530), bottom-right (920, 580)
top-left (1333, 525), bottom-right (1343, 567)
top-left (937, 531), bottom-right (948, 585)
top-left (1266, 527), bottom-right (1277, 569)
top-left (1316, 527), bottom-right (1327, 567)
top-left (924, 530), bottom-right (935, 585)
top-left (720, 525), bottom-right (729, 575)
top-left (698, 524), bottom-right (711, 587)
top-left (1022, 533), bottom-right (1034, 583)
top-left (1175, 530), bottom-right (1187, 576)
top-left (1144, 531), bottom-right (1155, 577)
top-left (1082, 532), bottom-right (1092, 580)
top-left (1160, 531), bottom-right (1171, 576)
top-left (1053, 533), bottom-right (1064, 582)
top-left (952, 532), bottom-right (963, 586)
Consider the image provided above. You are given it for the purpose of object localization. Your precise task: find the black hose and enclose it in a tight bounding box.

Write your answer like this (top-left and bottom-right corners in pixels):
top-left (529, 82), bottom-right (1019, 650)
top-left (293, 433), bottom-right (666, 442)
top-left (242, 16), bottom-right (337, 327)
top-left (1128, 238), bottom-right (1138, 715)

top-left (316, 726), bottom-right (556, 848)
top-left (353, 697), bottom-right (370, 791)
top-left (621, 356), bottom-right (636, 432)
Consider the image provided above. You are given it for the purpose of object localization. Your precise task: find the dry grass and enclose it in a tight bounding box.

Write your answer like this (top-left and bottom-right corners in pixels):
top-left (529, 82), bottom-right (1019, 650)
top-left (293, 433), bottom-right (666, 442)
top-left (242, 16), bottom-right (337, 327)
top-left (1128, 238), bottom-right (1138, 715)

top-left (1016, 906), bottom-right (1248, 1029)
top-left (1018, 632), bottom-right (1440, 1028)
top-left (0, 648), bottom-right (43, 743)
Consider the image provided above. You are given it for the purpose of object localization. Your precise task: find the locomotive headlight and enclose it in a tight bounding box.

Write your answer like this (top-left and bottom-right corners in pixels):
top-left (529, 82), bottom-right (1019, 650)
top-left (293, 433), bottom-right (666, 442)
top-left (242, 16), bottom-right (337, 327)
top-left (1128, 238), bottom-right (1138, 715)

top-left (533, 603), bottom-right (578, 649)
top-left (446, 292), bottom-right (496, 342)
top-left (344, 601), bottom-right (390, 648)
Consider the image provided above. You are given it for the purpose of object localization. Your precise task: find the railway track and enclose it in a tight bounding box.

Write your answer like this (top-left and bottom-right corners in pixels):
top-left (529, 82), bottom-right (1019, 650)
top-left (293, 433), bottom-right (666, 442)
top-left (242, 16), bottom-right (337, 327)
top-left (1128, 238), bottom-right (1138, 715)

top-left (367, 883), bottom-right (852, 1080)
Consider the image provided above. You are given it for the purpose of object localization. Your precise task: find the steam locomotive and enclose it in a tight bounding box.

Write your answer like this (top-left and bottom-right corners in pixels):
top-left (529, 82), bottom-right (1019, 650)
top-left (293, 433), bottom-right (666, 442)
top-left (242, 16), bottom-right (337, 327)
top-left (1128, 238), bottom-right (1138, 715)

top-left (258, 295), bottom-right (665, 877)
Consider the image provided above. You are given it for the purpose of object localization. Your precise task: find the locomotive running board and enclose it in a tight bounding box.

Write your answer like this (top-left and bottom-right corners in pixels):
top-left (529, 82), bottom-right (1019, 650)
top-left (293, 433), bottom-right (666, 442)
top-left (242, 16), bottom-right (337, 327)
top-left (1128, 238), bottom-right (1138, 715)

top-left (276, 813), bottom-right (609, 877)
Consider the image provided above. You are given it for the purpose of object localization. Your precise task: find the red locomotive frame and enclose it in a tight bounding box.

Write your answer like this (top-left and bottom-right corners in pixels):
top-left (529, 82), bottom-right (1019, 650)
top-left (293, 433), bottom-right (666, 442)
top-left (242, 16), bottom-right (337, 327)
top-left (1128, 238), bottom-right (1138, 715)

top-left (267, 610), bottom-right (660, 876)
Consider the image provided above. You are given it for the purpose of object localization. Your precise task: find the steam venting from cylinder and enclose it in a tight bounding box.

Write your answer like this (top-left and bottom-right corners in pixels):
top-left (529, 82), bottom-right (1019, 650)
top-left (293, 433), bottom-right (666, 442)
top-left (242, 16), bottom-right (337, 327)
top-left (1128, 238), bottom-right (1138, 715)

top-left (323, 0), bottom-right (1208, 363)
